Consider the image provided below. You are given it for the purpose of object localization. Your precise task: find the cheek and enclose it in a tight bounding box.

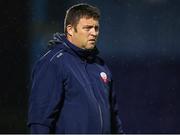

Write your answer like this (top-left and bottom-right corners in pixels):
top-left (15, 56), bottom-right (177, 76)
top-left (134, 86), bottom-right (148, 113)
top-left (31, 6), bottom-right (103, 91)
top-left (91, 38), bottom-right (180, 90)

top-left (75, 31), bottom-right (89, 44)
top-left (81, 34), bottom-right (88, 42)
top-left (76, 34), bottom-right (87, 45)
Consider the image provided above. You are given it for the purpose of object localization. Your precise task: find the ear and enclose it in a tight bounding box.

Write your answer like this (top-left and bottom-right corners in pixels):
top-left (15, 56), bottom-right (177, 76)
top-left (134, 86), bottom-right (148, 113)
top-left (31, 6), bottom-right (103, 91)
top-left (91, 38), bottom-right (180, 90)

top-left (66, 25), bottom-right (74, 36)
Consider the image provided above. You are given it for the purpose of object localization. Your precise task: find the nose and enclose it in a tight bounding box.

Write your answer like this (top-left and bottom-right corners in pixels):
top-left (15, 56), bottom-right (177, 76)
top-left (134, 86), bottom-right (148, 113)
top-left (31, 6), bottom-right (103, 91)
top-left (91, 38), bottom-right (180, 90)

top-left (90, 27), bottom-right (99, 36)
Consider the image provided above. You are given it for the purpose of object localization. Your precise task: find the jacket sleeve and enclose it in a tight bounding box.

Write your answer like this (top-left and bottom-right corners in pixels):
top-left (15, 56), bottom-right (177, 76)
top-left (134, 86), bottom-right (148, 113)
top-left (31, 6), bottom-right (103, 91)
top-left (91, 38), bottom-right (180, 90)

top-left (27, 57), bottom-right (65, 133)
top-left (110, 80), bottom-right (124, 134)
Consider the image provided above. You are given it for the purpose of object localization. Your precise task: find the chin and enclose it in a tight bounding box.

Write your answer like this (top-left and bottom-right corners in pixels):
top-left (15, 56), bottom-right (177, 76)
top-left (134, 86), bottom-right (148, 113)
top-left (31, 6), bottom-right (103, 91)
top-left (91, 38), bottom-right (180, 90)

top-left (87, 46), bottom-right (95, 50)
top-left (86, 44), bottom-right (95, 50)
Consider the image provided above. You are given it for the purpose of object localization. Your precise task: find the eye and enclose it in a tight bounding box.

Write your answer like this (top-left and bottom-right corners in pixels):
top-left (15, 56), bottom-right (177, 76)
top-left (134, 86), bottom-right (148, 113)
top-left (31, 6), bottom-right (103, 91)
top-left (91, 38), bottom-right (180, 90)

top-left (95, 26), bottom-right (99, 31)
top-left (84, 26), bottom-right (92, 31)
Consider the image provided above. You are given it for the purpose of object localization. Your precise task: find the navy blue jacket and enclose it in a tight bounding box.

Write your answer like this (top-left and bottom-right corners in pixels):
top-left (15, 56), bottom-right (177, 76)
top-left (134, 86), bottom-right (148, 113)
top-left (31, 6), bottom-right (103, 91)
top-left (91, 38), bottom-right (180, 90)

top-left (27, 33), bottom-right (123, 134)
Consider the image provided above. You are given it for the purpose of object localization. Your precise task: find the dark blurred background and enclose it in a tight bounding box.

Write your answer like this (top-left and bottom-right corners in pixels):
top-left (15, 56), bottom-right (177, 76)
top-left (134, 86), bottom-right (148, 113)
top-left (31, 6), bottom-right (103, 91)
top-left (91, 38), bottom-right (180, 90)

top-left (1, 0), bottom-right (180, 133)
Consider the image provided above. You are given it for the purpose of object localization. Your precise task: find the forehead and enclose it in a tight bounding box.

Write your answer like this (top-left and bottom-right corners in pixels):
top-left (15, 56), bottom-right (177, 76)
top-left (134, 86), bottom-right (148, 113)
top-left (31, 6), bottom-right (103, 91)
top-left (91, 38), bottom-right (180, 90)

top-left (77, 17), bottom-right (99, 26)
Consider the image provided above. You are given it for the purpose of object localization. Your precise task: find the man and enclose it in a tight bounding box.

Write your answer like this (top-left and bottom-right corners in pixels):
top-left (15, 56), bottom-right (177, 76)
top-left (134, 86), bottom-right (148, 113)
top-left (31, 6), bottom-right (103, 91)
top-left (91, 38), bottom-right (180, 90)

top-left (28, 3), bottom-right (123, 134)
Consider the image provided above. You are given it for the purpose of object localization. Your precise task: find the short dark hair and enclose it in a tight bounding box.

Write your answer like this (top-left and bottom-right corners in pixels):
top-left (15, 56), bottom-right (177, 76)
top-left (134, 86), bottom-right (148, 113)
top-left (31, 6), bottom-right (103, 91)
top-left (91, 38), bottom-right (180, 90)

top-left (64, 3), bottom-right (100, 34)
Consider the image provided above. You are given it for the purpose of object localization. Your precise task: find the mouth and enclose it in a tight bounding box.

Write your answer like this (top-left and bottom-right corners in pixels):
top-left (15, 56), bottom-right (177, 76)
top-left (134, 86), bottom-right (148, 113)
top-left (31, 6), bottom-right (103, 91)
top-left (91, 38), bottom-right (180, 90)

top-left (89, 39), bottom-right (96, 42)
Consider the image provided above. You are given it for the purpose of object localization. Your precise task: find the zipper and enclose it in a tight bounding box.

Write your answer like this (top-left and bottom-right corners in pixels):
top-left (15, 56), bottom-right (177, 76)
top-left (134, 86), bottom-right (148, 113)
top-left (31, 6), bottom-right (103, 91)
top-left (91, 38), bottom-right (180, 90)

top-left (98, 102), bottom-right (103, 132)
top-left (89, 81), bottom-right (103, 132)
top-left (84, 60), bottom-right (103, 132)
top-left (65, 40), bottom-right (104, 132)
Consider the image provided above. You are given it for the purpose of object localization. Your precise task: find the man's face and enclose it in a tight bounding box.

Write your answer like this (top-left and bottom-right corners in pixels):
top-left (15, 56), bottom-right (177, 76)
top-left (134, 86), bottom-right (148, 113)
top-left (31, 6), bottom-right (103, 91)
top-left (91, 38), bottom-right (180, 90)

top-left (68, 17), bottom-right (99, 50)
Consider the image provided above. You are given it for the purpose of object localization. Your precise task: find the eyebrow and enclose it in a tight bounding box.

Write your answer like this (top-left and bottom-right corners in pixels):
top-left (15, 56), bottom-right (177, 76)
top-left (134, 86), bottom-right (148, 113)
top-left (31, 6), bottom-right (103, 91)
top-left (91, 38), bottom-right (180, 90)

top-left (83, 25), bottom-right (99, 28)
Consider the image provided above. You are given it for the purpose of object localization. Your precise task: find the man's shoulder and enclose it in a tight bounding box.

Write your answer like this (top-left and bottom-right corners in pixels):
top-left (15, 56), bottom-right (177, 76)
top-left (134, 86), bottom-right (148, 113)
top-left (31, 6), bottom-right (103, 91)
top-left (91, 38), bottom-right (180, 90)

top-left (41, 48), bottom-right (65, 63)
top-left (95, 56), bottom-right (112, 74)
top-left (33, 46), bottom-right (68, 69)
top-left (95, 56), bottom-right (105, 66)
top-left (31, 48), bottom-right (67, 75)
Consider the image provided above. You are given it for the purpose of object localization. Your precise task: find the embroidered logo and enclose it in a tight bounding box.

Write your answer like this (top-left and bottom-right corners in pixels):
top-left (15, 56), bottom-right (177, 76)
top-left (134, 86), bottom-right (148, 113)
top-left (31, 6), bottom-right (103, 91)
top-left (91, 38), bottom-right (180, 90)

top-left (100, 72), bottom-right (108, 83)
top-left (57, 52), bottom-right (63, 58)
